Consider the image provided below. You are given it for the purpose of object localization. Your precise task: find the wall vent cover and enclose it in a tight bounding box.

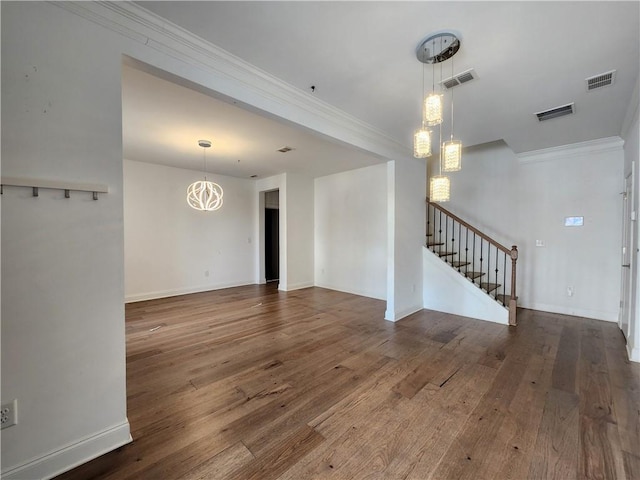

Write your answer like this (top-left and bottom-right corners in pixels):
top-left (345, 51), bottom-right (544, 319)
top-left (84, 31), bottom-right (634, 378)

top-left (586, 70), bottom-right (616, 91)
top-left (535, 103), bottom-right (575, 121)
top-left (440, 68), bottom-right (476, 90)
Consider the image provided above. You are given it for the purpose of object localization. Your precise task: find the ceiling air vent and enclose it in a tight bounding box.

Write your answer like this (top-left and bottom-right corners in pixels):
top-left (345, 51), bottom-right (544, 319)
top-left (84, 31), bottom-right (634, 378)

top-left (586, 70), bottom-right (616, 91)
top-left (440, 68), bottom-right (476, 90)
top-left (535, 103), bottom-right (575, 122)
top-left (277, 146), bottom-right (294, 153)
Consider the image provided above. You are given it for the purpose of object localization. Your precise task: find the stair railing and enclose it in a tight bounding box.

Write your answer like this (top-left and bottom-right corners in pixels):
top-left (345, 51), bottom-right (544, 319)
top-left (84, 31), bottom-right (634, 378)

top-left (426, 198), bottom-right (519, 326)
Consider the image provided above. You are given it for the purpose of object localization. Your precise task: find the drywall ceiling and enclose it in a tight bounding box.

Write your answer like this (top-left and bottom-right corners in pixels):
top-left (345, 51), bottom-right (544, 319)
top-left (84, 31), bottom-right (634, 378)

top-left (127, 1), bottom-right (639, 174)
top-left (122, 64), bottom-right (386, 178)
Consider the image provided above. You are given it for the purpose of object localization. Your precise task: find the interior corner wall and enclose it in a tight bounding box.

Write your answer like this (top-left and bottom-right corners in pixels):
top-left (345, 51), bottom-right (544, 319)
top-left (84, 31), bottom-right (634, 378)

top-left (385, 158), bottom-right (426, 321)
top-left (442, 139), bottom-right (623, 323)
top-left (1, 3), bottom-right (131, 478)
top-left (123, 160), bottom-right (255, 302)
top-left (314, 163), bottom-right (387, 300)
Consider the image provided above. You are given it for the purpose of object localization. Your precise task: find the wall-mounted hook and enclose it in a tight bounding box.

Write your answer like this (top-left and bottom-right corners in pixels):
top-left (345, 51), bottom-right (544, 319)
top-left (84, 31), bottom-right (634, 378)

top-left (0, 177), bottom-right (108, 200)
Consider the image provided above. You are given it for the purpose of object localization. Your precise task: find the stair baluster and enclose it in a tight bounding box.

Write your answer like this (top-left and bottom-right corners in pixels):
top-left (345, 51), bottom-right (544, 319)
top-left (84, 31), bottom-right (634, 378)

top-left (479, 241), bottom-right (483, 288)
top-left (465, 228), bottom-right (469, 271)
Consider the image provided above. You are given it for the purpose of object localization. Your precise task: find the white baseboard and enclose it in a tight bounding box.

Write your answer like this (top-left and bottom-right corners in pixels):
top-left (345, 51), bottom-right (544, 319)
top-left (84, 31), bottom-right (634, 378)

top-left (125, 280), bottom-right (255, 303)
top-left (2, 421), bottom-right (131, 480)
top-left (384, 303), bottom-right (423, 322)
top-left (279, 281), bottom-right (314, 292)
top-left (314, 282), bottom-right (386, 301)
top-left (519, 302), bottom-right (618, 322)
top-left (628, 344), bottom-right (640, 363)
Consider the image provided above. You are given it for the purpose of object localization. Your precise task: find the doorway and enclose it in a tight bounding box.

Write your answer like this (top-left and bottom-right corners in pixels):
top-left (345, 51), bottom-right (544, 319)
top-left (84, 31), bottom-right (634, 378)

top-left (265, 190), bottom-right (280, 282)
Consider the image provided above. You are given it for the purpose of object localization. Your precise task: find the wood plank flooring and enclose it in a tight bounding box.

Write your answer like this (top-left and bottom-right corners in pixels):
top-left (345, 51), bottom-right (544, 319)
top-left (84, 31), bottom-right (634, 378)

top-left (55, 284), bottom-right (640, 480)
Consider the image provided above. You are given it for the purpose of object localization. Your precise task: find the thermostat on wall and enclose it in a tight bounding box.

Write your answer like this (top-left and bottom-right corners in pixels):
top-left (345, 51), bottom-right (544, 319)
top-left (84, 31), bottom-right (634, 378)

top-left (564, 216), bottom-right (584, 227)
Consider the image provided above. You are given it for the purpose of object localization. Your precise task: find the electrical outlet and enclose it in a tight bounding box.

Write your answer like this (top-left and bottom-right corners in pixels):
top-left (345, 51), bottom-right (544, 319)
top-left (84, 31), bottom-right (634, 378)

top-left (567, 286), bottom-right (574, 297)
top-left (1, 400), bottom-right (18, 429)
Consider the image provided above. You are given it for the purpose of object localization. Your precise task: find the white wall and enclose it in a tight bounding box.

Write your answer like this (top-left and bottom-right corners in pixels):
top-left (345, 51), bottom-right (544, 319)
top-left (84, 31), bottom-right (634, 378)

top-left (623, 78), bottom-right (640, 361)
top-left (285, 174), bottom-right (314, 290)
top-left (124, 160), bottom-right (255, 302)
top-left (441, 138), bottom-right (624, 322)
top-left (423, 248), bottom-right (509, 324)
top-left (386, 158), bottom-right (427, 320)
top-left (315, 164), bottom-right (387, 300)
top-left (1, 3), bottom-right (131, 478)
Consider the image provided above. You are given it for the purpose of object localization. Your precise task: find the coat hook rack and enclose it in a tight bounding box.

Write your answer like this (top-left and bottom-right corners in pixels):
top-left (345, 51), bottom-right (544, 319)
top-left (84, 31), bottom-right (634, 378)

top-left (0, 177), bottom-right (109, 200)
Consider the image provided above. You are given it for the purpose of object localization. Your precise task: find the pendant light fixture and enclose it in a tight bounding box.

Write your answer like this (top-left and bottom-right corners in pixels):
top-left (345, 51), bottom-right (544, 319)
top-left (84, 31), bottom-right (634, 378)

top-left (416, 31), bottom-right (462, 202)
top-left (413, 128), bottom-right (432, 158)
top-left (414, 50), bottom-right (432, 158)
top-left (430, 175), bottom-right (451, 202)
top-left (423, 38), bottom-right (443, 127)
top-left (430, 61), bottom-right (450, 203)
top-left (187, 139), bottom-right (224, 211)
top-left (442, 53), bottom-right (462, 172)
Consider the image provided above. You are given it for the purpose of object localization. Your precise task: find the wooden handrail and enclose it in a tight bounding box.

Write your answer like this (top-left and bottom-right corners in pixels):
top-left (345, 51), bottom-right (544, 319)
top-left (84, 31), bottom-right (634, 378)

top-left (427, 198), bottom-right (511, 254)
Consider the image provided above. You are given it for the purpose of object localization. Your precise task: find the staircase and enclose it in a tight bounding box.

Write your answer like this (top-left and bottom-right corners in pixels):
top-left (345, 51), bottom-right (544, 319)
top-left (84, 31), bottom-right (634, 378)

top-left (426, 198), bottom-right (519, 326)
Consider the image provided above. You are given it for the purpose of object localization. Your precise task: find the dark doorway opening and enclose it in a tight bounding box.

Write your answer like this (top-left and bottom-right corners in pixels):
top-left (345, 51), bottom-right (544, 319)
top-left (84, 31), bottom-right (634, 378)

top-left (265, 190), bottom-right (279, 282)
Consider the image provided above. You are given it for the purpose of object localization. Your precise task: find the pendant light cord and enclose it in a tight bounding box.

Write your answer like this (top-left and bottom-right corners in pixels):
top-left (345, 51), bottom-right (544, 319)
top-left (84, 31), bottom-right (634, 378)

top-left (422, 51), bottom-right (426, 128)
top-left (203, 145), bottom-right (207, 181)
top-left (451, 55), bottom-right (455, 141)
top-left (431, 39), bottom-right (436, 93)
top-left (438, 37), bottom-right (443, 176)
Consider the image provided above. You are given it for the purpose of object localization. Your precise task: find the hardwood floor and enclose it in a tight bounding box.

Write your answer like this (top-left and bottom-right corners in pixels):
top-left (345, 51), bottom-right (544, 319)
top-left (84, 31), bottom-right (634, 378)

top-left (55, 284), bottom-right (640, 480)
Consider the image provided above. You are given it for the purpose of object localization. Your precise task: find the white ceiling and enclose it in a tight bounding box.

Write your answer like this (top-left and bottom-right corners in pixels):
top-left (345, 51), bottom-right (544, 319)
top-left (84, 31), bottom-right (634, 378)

top-left (122, 64), bottom-right (385, 178)
top-left (125, 1), bottom-right (639, 177)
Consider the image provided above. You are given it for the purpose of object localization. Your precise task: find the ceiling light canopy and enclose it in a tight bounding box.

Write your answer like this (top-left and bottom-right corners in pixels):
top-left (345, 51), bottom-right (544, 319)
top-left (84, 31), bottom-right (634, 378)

top-left (416, 32), bottom-right (461, 65)
top-left (187, 139), bottom-right (224, 211)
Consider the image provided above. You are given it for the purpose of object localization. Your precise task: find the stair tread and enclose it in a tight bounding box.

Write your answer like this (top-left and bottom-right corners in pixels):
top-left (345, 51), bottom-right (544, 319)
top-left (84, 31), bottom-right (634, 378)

top-left (438, 251), bottom-right (457, 256)
top-left (497, 294), bottom-right (518, 303)
top-left (479, 282), bottom-right (501, 293)
top-left (427, 242), bottom-right (445, 247)
top-left (465, 271), bottom-right (485, 279)
top-left (451, 261), bottom-right (470, 267)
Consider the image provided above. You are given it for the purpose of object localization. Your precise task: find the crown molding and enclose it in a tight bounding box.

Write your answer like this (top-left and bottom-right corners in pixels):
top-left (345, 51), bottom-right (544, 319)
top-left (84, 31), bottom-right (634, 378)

top-left (51, 1), bottom-right (411, 161)
top-left (516, 136), bottom-right (624, 164)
